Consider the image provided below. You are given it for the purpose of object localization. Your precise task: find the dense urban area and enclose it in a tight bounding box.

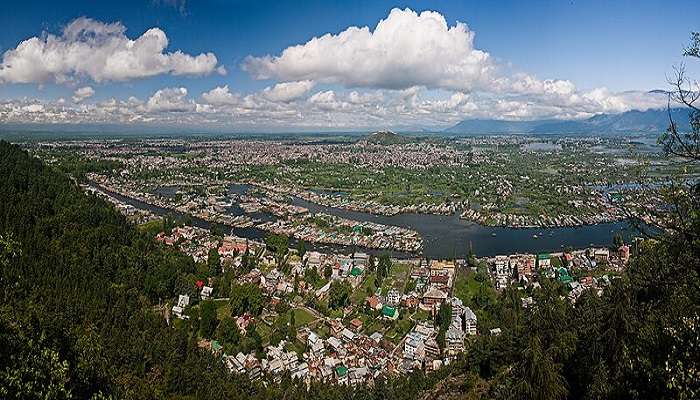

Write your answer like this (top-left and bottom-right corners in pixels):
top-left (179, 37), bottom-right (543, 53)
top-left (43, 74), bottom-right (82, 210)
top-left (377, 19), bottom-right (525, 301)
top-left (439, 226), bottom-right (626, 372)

top-left (1, 128), bottom-right (695, 397)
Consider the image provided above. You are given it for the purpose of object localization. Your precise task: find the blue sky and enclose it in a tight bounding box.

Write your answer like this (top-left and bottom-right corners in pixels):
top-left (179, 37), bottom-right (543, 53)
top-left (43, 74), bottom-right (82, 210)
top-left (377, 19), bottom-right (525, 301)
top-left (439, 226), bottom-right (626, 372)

top-left (1, 0), bottom-right (698, 130)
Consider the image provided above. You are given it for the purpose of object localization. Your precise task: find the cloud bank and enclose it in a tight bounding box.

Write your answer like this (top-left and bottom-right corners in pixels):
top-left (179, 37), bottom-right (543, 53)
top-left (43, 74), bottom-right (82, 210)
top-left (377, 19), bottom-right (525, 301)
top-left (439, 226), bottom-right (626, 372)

top-left (0, 10), bottom-right (672, 130)
top-left (0, 17), bottom-right (224, 84)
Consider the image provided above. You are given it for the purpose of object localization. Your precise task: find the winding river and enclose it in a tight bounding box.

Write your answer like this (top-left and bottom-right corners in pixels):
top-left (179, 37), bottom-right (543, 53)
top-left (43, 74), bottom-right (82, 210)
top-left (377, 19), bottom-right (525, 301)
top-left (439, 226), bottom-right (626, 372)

top-left (99, 183), bottom-right (654, 258)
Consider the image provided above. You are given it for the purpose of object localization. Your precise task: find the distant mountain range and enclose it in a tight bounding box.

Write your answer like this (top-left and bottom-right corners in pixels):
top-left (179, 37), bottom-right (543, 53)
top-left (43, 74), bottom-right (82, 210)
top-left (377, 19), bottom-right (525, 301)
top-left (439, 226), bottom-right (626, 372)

top-left (445, 107), bottom-right (693, 135)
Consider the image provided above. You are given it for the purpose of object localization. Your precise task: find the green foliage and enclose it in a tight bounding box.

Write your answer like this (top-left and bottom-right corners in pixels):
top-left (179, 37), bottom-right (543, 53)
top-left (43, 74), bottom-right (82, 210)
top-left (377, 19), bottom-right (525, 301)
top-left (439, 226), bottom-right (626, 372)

top-left (49, 152), bottom-right (122, 182)
top-left (0, 319), bottom-right (71, 400)
top-left (216, 316), bottom-right (241, 348)
top-left (207, 247), bottom-right (221, 277)
top-left (209, 223), bottom-right (226, 238)
top-left (296, 240), bottom-right (307, 258)
top-left (229, 283), bottom-right (264, 317)
top-left (435, 303), bottom-right (452, 349)
top-left (613, 232), bottom-right (624, 248)
top-left (328, 281), bottom-right (352, 309)
top-left (265, 233), bottom-right (290, 270)
top-left (304, 267), bottom-right (323, 288)
top-left (376, 253), bottom-right (391, 286)
top-left (199, 300), bottom-right (218, 339)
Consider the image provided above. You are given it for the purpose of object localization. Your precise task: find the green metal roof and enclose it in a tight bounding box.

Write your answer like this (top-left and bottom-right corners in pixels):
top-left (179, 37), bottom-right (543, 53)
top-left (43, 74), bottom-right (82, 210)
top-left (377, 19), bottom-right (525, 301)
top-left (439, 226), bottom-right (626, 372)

top-left (336, 366), bottom-right (348, 376)
top-left (382, 305), bottom-right (397, 317)
top-left (558, 267), bottom-right (573, 283)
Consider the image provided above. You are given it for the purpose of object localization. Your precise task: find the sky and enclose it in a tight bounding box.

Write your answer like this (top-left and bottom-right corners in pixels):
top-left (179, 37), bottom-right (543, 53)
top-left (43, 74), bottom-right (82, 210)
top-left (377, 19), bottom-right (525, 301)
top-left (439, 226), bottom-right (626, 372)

top-left (0, 0), bottom-right (698, 132)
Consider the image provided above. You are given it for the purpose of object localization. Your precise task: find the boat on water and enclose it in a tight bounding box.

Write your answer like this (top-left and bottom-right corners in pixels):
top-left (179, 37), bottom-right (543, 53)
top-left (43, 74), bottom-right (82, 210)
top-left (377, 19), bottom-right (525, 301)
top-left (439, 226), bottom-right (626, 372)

top-left (533, 234), bottom-right (538, 239)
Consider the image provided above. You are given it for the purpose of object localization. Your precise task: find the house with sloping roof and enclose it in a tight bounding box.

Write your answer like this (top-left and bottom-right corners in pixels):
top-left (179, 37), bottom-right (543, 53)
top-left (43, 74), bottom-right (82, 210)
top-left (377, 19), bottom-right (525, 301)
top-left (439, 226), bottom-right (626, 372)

top-left (341, 328), bottom-right (356, 342)
top-left (349, 318), bottom-right (363, 332)
top-left (200, 286), bottom-right (213, 300)
top-left (558, 267), bottom-right (573, 283)
top-left (445, 324), bottom-right (465, 355)
top-left (422, 288), bottom-right (448, 305)
top-left (336, 365), bottom-right (349, 385)
top-left (463, 307), bottom-right (477, 335)
top-left (327, 336), bottom-right (344, 355)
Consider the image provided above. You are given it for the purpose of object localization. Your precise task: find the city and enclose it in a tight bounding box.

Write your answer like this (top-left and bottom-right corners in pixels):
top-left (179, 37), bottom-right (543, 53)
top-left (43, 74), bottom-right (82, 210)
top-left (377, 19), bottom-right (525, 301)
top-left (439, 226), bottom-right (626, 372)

top-left (0, 2), bottom-right (698, 400)
top-left (68, 134), bottom-right (641, 386)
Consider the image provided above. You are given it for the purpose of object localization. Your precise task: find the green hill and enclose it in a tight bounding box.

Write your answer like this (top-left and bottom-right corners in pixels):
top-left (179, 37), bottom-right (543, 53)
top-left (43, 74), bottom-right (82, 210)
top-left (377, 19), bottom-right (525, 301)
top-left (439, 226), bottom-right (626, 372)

top-left (361, 130), bottom-right (412, 145)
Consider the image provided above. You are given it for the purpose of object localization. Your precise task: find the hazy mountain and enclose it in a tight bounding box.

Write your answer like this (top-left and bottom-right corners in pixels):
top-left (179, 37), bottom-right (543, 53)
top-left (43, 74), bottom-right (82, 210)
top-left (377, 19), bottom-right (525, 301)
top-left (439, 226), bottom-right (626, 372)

top-left (445, 108), bottom-right (693, 135)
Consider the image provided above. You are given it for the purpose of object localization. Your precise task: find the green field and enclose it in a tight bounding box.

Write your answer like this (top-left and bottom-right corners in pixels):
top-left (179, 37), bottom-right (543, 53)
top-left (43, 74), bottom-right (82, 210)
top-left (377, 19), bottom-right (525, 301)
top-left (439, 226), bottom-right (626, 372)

top-left (291, 308), bottom-right (316, 327)
top-left (453, 268), bottom-right (497, 308)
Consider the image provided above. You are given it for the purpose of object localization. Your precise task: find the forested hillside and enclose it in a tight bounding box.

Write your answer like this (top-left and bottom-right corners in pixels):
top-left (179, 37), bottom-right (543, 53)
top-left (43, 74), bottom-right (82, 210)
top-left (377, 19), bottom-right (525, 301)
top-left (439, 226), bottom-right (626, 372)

top-left (0, 141), bottom-right (456, 399)
top-left (1, 138), bottom-right (698, 399)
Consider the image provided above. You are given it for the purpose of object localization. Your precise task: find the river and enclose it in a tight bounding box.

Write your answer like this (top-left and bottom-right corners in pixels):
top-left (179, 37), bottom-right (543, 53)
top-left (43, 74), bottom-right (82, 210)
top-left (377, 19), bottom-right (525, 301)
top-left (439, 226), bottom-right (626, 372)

top-left (288, 195), bottom-right (652, 258)
top-left (98, 183), bottom-right (654, 258)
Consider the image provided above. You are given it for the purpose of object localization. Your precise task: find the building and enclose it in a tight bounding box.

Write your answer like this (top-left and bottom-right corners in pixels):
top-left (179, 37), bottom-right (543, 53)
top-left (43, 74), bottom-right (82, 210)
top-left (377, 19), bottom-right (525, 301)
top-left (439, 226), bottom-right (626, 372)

top-left (594, 248), bottom-right (610, 263)
top-left (445, 324), bottom-right (465, 355)
top-left (349, 318), bottom-right (363, 332)
top-left (382, 305), bottom-right (399, 320)
top-left (172, 294), bottom-right (190, 319)
top-left (404, 332), bottom-right (425, 360)
top-left (463, 307), bottom-right (477, 335)
top-left (200, 285), bottom-right (213, 300)
top-left (537, 253), bottom-right (551, 269)
top-left (386, 289), bottom-right (401, 306)
top-left (422, 288), bottom-right (448, 305)
top-left (494, 255), bottom-right (511, 278)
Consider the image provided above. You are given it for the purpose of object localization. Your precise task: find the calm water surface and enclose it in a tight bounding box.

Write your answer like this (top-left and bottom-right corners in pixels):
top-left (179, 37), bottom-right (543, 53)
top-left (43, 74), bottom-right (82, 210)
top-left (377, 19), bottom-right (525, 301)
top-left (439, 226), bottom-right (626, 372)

top-left (100, 183), bottom-right (653, 258)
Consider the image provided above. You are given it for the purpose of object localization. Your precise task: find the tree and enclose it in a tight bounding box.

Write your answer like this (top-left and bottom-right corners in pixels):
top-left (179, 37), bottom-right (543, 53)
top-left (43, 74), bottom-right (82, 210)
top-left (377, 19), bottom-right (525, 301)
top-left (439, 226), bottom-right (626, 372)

top-left (660, 32), bottom-right (700, 244)
top-left (323, 264), bottom-right (333, 279)
top-left (229, 283), bottom-right (264, 316)
top-left (0, 339), bottom-right (71, 400)
top-left (199, 300), bottom-right (218, 339)
top-left (288, 310), bottom-right (297, 339)
top-left (328, 281), bottom-right (352, 309)
top-left (265, 233), bottom-right (290, 270)
top-left (216, 316), bottom-right (241, 348)
top-left (515, 336), bottom-right (568, 400)
top-left (435, 302), bottom-right (452, 349)
top-left (612, 233), bottom-right (624, 249)
top-left (207, 247), bottom-right (221, 277)
top-left (296, 240), bottom-right (307, 258)
top-left (367, 254), bottom-right (376, 273)
top-left (376, 253), bottom-right (392, 287)
top-left (304, 267), bottom-right (322, 288)
top-left (210, 223), bottom-right (226, 238)
top-left (0, 234), bottom-right (20, 267)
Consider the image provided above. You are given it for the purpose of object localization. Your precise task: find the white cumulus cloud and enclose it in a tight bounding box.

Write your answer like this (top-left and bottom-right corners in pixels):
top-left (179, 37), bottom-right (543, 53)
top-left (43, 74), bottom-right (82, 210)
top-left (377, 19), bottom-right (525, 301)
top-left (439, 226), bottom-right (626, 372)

top-left (242, 8), bottom-right (496, 92)
top-left (146, 87), bottom-right (195, 112)
top-left (262, 80), bottom-right (315, 102)
top-left (72, 86), bottom-right (95, 103)
top-left (0, 17), bottom-right (224, 84)
top-left (201, 85), bottom-right (240, 106)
